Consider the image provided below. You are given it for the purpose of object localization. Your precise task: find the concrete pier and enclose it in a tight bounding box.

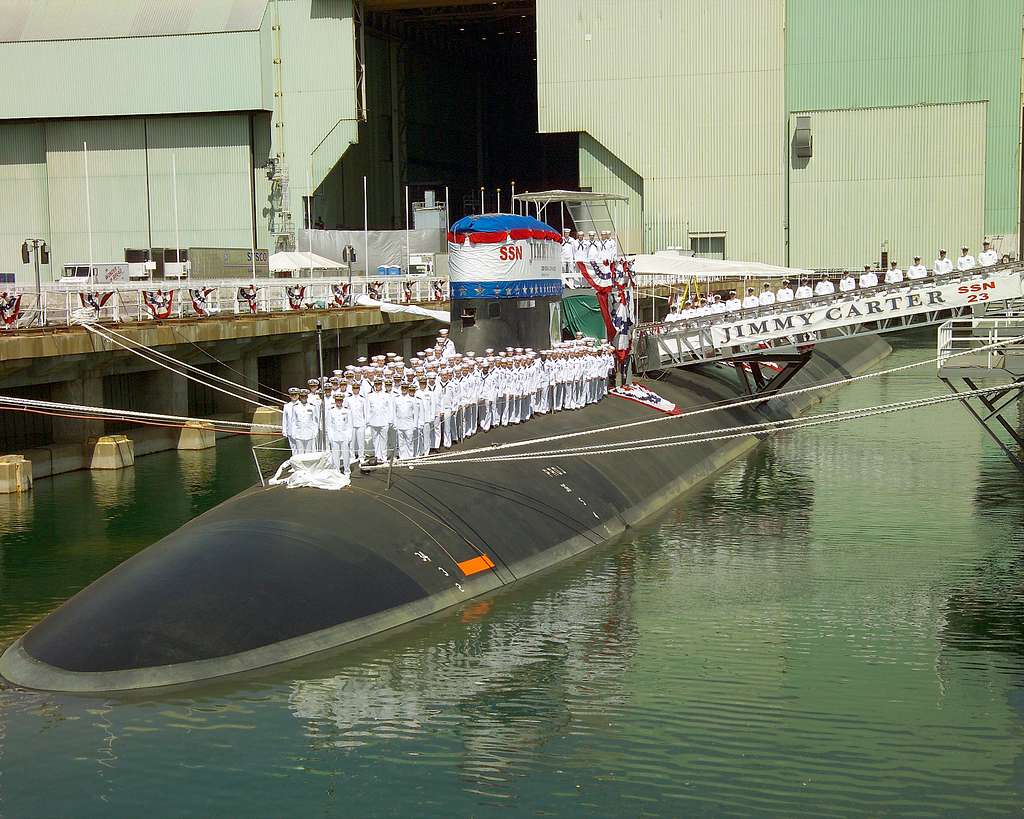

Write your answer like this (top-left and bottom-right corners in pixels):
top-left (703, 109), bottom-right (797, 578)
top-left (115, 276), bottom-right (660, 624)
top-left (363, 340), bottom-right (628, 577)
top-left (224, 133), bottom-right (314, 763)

top-left (177, 422), bottom-right (216, 451)
top-left (0, 455), bottom-right (33, 493)
top-left (0, 305), bottom-right (444, 481)
top-left (88, 436), bottom-right (135, 470)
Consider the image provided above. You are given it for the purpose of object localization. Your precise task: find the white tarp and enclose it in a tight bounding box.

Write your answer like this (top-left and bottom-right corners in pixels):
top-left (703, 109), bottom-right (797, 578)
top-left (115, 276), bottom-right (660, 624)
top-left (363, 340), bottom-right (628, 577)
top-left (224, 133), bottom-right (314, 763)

top-left (269, 251), bottom-right (348, 273)
top-left (299, 229), bottom-right (445, 275)
top-left (634, 254), bottom-right (812, 279)
top-left (354, 294), bottom-right (449, 323)
top-left (268, 452), bottom-right (350, 491)
top-left (447, 239), bottom-right (563, 298)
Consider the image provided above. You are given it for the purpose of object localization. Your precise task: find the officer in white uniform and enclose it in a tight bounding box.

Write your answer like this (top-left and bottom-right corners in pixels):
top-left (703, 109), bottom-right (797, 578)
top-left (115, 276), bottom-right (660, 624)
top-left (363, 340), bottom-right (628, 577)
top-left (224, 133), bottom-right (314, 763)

top-left (758, 283), bottom-right (776, 306)
top-left (957, 245), bottom-right (976, 271)
top-left (291, 390), bottom-right (320, 454)
top-left (709, 294), bottom-right (727, 314)
top-left (282, 387), bottom-right (300, 455)
top-left (907, 256), bottom-right (928, 279)
top-left (858, 265), bottom-right (878, 289)
top-left (438, 328), bottom-right (456, 360)
top-left (326, 394), bottom-right (354, 475)
top-left (839, 272), bottom-right (857, 292)
top-left (933, 249), bottom-right (953, 276)
top-left (366, 380), bottom-right (394, 464)
top-left (741, 287), bottom-right (760, 309)
top-left (346, 381), bottom-right (368, 464)
top-left (979, 240), bottom-right (998, 267)
top-left (814, 277), bottom-right (835, 296)
top-left (884, 261), bottom-right (904, 285)
top-left (776, 280), bottom-right (795, 302)
top-left (725, 290), bottom-right (742, 311)
top-left (561, 228), bottom-right (577, 274)
top-left (393, 383), bottom-right (420, 461)
top-left (795, 279), bottom-right (813, 299)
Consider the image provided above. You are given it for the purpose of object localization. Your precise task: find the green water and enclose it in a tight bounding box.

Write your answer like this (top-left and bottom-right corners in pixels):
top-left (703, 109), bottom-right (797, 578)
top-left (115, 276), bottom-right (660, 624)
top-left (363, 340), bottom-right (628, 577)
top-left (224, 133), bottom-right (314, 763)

top-left (2, 336), bottom-right (1023, 817)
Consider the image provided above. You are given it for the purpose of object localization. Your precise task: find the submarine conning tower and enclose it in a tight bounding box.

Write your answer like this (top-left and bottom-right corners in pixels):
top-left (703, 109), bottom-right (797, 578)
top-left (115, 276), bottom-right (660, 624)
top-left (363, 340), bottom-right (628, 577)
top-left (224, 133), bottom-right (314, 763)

top-left (447, 213), bottom-right (565, 352)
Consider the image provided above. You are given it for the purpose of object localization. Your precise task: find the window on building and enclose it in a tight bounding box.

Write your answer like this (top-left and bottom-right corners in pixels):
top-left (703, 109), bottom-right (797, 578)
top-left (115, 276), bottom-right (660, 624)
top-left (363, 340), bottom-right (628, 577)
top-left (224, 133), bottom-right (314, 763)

top-left (690, 233), bottom-right (726, 260)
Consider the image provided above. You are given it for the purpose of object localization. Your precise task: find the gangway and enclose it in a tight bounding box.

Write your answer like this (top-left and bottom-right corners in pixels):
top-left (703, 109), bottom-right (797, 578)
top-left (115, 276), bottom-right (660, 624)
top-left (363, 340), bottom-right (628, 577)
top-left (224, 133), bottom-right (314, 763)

top-left (638, 265), bottom-right (1024, 372)
top-left (937, 310), bottom-right (1024, 473)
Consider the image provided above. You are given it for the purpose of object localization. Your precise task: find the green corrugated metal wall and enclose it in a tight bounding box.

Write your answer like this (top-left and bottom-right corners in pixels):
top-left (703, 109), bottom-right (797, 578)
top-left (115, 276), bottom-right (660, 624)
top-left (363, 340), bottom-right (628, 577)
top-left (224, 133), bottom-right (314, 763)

top-left (44, 119), bottom-right (150, 272)
top-left (0, 123), bottom-right (49, 277)
top-left (537, 0), bottom-right (788, 261)
top-left (789, 102), bottom-right (988, 270)
top-left (785, 0), bottom-right (1023, 240)
top-left (145, 115), bottom-right (254, 252)
top-left (579, 134), bottom-right (643, 253)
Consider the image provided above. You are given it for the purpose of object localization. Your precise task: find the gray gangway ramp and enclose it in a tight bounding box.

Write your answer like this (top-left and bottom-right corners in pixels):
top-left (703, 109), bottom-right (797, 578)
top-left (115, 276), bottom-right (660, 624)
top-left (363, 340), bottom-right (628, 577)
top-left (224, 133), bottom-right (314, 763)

top-left (638, 265), bottom-right (1024, 372)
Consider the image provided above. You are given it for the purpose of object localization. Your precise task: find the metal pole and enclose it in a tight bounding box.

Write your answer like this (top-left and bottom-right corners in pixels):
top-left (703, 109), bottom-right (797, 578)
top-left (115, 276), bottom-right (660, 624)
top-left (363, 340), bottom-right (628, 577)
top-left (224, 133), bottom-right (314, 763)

top-left (249, 146), bottom-right (257, 281)
top-left (32, 241), bottom-right (41, 327)
top-left (444, 185), bottom-right (449, 230)
top-left (173, 154), bottom-right (183, 281)
top-left (405, 184), bottom-right (410, 273)
top-left (316, 320), bottom-right (327, 452)
top-left (363, 175), bottom-right (369, 278)
top-left (511, 180), bottom-right (516, 214)
top-left (306, 164), bottom-right (314, 279)
top-left (497, 188), bottom-right (502, 214)
top-left (84, 141), bottom-right (93, 284)
top-left (480, 187), bottom-right (484, 213)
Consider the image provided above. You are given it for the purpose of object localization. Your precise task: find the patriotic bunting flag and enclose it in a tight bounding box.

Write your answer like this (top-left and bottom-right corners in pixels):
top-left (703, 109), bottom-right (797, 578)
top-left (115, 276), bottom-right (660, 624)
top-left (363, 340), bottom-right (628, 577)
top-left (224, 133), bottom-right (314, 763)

top-left (142, 289), bottom-right (174, 320)
top-left (237, 286), bottom-right (260, 314)
top-left (331, 283), bottom-right (351, 307)
top-left (610, 383), bottom-right (681, 415)
top-left (0, 292), bottom-right (22, 327)
top-left (286, 285), bottom-right (306, 311)
top-left (190, 287), bottom-right (216, 317)
top-left (402, 282), bottom-right (413, 304)
top-left (431, 279), bottom-right (446, 302)
top-left (79, 291), bottom-right (114, 313)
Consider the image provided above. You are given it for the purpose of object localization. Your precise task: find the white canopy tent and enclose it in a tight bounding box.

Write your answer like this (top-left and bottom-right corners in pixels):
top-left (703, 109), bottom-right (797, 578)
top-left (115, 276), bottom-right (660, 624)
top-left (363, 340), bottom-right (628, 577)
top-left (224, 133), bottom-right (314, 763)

top-left (632, 253), bottom-right (812, 280)
top-left (269, 251), bottom-right (349, 275)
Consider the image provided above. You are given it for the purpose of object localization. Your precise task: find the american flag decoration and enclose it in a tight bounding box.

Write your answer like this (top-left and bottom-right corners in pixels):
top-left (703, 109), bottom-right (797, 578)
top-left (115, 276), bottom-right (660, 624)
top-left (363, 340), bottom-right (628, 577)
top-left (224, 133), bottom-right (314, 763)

top-left (286, 285), bottom-right (306, 311)
top-left (237, 285), bottom-right (260, 314)
top-left (0, 292), bottom-right (22, 327)
top-left (142, 289), bottom-right (174, 320)
top-left (331, 283), bottom-right (351, 307)
top-left (79, 291), bottom-right (114, 314)
top-left (190, 287), bottom-right (216, 317)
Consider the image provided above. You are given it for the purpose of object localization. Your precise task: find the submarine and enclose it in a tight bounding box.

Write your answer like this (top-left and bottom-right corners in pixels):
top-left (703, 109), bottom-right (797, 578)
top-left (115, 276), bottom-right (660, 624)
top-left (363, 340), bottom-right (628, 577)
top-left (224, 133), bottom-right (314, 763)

top-left (0, 213), bottom-right (891, 692)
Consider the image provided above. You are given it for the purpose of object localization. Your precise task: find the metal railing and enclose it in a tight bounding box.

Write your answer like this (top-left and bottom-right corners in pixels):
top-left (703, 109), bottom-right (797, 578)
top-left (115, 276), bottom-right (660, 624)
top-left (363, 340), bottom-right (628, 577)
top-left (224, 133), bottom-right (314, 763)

top-left (936, 314), bottom-right (1024, 370)
top-left (0, 275), bottom-right (450, 331)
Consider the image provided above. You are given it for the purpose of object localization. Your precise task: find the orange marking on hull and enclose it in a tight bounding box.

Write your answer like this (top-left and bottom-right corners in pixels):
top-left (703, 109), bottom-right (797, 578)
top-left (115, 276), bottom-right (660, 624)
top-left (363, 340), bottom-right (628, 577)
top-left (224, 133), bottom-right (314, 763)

top-left (457, 554), bottom-right (495, 576)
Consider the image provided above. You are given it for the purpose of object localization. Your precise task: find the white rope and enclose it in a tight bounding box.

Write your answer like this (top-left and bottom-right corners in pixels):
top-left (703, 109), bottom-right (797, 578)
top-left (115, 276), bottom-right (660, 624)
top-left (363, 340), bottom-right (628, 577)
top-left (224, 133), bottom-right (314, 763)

top-left (411, 334), bottom-right (1024, 465)
top-left (78, 322), bottom-right (272, 409)
top-left (0, 394), bottom-right (280, 431)
top-left (80, 321), bottom-right (281, 406)
top-left (384, 384), bottom-right (1019, 467)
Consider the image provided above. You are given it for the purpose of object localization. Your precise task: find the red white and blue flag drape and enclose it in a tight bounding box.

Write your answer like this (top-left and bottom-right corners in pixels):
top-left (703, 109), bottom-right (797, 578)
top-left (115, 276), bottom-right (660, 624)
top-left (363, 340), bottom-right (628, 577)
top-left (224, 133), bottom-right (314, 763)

top-left (190, 287), bottom-right (216, 316)
top-left (610, 383), bottom-right (681, 415)
top-left (286, 285), bottom-right (306, 311)
top-left (237, 286), bottom-right (260, 314)
top-left (0, 292), bottom-right (22, 327)
top-left (576, 258), bottom-right (635, 362)
top-left (142, 289), bottom-right (174, 319)
top-left (79, 291), bottom-right (114, 313)
top-left (331, 283), bottom-right (351, 307)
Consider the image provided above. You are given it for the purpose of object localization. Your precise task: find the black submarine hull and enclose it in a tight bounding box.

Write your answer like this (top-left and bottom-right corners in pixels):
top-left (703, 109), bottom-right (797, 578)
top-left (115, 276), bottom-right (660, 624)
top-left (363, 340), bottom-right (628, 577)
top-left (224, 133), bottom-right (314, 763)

top-left (0, 336), bottom-right (891, 692)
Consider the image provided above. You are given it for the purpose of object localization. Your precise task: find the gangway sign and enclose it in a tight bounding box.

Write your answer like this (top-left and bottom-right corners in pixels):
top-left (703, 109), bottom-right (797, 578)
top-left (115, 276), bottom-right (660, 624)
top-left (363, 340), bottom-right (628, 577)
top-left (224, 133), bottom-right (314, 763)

top-left (643, 267), bottom-right (1024, 369)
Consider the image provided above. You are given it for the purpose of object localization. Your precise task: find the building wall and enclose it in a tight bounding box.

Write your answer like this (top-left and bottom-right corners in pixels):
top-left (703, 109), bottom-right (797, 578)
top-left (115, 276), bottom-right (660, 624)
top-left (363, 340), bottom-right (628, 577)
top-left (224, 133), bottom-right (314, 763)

top-left (0, 122), bottom-right (49, 278)
top-left (578, 134), bottom-right (643, 253)
top-left (537, 0), bottom-right (788, 262)
top-left (785, 0), bottom-right (1024, 243)
top-left (788, 102), bottom-right (988, 270)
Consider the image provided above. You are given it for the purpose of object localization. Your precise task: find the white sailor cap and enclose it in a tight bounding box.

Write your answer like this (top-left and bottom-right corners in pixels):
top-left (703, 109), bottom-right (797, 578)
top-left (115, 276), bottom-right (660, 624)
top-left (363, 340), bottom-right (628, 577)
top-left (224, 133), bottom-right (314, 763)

top-left (307, 378), bottom-right (318, 385)
top-left (485, 348), bottom-right (494, 354)
top-left (287, 387), bottom-right (299, 395)
top-left (961, 245), bottom-right (969, 251)
top-left (299, 388), bottom-right (310, 395)
top-left (439, 328), bottom-right (449, 336)
top-left (357, 356), bottom-right (368, 363)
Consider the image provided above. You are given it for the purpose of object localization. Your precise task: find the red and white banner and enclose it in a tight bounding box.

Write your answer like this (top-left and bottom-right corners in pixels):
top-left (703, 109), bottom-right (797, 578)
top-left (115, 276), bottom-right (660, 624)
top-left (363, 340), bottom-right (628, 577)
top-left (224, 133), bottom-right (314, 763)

top-left (190, 287), bottom-right (216, 316)
top-left (431, 279), bottom-right (446, 302)
top-left (0, 292), bottom-right (22, 327)
top-left (447, 238), bottom-right (563, 299)
top-left (577, 259), bottom-right (635, 362)
top-left (142, 289), bottom-right (175, 320)
top-left (402, 282), bottom-right (413, 304)
top-left (610, 383), bottom-right (681, 415)
top-left (79, 291), bottom-right (114, 313)
top-left (286, 285), bottom-right (306, 311)
top-left (367, 280), bottom-right (384, 300)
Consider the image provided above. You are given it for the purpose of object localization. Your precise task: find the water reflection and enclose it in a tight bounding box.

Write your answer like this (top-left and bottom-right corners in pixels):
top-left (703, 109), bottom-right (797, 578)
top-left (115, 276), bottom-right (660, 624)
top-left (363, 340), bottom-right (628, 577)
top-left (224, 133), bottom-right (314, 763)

top-left (90, 467), bottom-right (136, 512)
top-left (176, 448), bottom-right (218, 495)
top-left (0, 491), bottom-right (33, 536)
top-left (288, 547), bottom-right (638, 797)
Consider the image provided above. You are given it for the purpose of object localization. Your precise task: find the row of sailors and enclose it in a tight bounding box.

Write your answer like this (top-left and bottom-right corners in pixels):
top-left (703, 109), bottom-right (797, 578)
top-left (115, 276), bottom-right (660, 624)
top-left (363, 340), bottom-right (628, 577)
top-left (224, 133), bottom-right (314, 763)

top-left (665, 243), bottom-right (1004, 322)
top-left (280, 341), bottom-right (616, 475)
top-left (561, 228), bottom-right (621, 268)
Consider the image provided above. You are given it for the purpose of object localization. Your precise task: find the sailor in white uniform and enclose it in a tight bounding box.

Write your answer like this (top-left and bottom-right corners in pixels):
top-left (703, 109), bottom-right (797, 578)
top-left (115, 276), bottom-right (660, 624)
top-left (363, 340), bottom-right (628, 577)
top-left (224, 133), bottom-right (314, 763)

top-left (393, 383), bottom-right (420, 461)
top-left (366, 380), bottom-right (394, 464)
top-left (291, 390), bottom-right (321, 454)
top-left (957, 245), bottom-right (976, 271)
top-left (437, 328), bottom-right (456, 360)
top-left (933, 249), bottom-right (953, 276)
top-left (907, 256), bottom-right (928, 279)
top-left (345, 381), bottom-right (368, 464)
top-left (741, 287), bottom-right (760, 309)
top-left (758, 283), bottom-right (776, 306)
top-left (326, 394), bottom-right (354, 475)
top-left (725, 290), bottom-right (742, 311)
top-left (814, 277), bottom-right (835, 296)
top-left (884, 261), bottom-right (904, 286)
top-left (839, 272), bottom-right (856, 293)
top-left (561, 228), bottom-right (577, 274)
top-left (979, 241), bottom-right (998, 267)
top-left (776, 280), bottom-right (795, 303)
top-left (282, 387), bottom-right (300, 455)
top-left (858, 265), bottom-right (878, 289)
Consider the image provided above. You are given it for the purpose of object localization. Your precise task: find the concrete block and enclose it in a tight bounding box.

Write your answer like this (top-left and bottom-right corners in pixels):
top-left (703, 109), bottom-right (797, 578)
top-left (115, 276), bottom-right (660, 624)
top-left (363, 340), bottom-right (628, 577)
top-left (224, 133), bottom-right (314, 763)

top-left (0, 455), bottom-right (33, 493)
top-left (87, 435), bottom-right (135, 470)
top-left (251, 406), bottom-right (283, 436)
top-left (177, 421), bottom-right (216, 451)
